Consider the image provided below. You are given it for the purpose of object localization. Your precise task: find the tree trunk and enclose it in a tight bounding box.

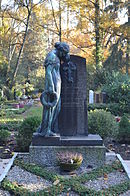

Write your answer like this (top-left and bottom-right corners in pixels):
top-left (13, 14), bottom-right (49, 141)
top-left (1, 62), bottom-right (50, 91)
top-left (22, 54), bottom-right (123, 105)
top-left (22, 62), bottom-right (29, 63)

top-left (95, 0), bottom-right (102, 70)
top-left (59, 0), bottom-right (61, 42)
top-left (126, 4), bottom-right (130, 74)
top-left (10, 9), bottom-right (31, 89)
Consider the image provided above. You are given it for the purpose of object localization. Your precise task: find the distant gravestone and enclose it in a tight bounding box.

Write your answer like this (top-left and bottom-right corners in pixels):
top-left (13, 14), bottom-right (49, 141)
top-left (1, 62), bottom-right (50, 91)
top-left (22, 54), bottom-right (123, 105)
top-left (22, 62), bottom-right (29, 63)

top-left (59, 55), bottom-right (88, 136)
top-left (89, 90), bottom-right (94, 104)
top-left (95, 92), bottom-right (100, 103)
top-left (102, 92), bottom-right (106, 103)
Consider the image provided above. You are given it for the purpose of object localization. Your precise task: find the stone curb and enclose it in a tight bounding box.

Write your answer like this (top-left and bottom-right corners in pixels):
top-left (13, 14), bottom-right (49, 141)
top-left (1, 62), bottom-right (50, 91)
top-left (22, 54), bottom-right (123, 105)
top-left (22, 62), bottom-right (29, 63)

top-left (117, 154), bottom-right (130, 179)
top-left (0, 153), bottom-right (18, 183)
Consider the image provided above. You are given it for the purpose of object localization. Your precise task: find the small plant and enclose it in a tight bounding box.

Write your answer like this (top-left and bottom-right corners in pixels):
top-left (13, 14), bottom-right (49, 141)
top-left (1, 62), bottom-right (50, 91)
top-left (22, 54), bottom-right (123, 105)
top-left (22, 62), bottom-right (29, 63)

top-left (0, 129), bottom-right (11, 143)
top-left (57, 151), bottom-right (83, 171)
top-left (118, 115), bottom-right (130, 142)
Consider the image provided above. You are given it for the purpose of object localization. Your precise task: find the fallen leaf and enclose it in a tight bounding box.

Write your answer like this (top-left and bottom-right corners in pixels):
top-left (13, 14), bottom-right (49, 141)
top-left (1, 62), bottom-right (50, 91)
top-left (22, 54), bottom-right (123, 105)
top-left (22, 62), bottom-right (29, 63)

top-left (118, 169), bottom-right (124, 173)
top-left (125, 150), bottom-right (130, 154)
top-left (103, 173), bottom-right (108, 181)
top-left (12, 181), bottom-right (18, 186)
top-left (53, 179), bottom-right (60, 185)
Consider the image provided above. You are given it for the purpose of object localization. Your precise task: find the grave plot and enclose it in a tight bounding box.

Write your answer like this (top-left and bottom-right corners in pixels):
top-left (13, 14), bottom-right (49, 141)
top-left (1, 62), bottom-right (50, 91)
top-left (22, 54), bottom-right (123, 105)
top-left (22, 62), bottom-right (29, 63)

top-left (0, 157), bottom-right (130, 196)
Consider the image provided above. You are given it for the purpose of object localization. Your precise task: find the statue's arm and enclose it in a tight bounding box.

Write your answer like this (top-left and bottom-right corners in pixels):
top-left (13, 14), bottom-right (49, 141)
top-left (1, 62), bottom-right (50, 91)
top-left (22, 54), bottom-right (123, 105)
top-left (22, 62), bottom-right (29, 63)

top-left (46, 64), bottom-right (55, 92)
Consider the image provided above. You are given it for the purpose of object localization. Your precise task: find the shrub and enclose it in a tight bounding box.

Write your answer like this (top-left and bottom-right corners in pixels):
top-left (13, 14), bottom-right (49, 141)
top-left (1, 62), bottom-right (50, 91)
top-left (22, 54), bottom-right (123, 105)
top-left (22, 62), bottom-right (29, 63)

top-left (88, 109), bottom-right (118, 138)
top-left (16, 116), bottom-right (41, 151)
top-left (118, 115), bottom-right (130, 142)
top-left (101, 72), bottom-right (130, 113)
top-left (0, 129), bottom-right (11, 143)
top-left (88, 103), bottom-right (127, 116)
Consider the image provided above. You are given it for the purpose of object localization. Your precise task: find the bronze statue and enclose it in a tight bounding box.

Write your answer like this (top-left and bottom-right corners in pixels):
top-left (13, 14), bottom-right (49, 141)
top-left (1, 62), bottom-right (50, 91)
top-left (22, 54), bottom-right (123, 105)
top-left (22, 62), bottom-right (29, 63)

top-left (36, 42), bottom-right (70, 137)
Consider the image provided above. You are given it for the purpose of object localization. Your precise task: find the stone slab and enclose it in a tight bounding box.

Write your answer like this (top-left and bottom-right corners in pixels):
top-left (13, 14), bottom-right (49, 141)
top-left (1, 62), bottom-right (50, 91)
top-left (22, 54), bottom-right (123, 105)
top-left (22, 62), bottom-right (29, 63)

top-left (61, 134), bottom-right (103, 146)
top-left (117, 154), bottom-right (130, 179)
top-left (32, 134), bottom-right (103, 146)
top-left (29, 145), bottom-right (106, 167)
top-left (32, 134), bottom-right (60, 146)
top-left (0, 153), bottom-right (18, 183)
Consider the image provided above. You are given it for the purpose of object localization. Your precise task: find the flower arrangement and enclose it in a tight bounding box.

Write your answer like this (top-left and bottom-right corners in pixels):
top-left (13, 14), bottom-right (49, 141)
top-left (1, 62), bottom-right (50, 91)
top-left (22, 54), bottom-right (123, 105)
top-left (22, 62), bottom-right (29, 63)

top-left (115, 116), bottom-right (121, 122)
top-left (57, 151), bottom-right (83, 171)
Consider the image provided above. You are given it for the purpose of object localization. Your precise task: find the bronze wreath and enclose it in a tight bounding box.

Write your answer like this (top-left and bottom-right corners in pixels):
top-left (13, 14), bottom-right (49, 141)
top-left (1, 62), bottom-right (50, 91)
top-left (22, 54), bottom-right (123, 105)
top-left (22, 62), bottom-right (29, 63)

top-left (40, 90), bottom-right (58, 107)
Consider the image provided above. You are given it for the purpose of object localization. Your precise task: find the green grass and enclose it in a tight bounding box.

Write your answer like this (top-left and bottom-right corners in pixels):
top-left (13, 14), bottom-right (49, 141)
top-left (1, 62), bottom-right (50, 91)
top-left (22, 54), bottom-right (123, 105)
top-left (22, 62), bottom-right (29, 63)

top-left (23, 106), bottom-right (42, 119)
top-left (0, 105), bottom-right (42, 131)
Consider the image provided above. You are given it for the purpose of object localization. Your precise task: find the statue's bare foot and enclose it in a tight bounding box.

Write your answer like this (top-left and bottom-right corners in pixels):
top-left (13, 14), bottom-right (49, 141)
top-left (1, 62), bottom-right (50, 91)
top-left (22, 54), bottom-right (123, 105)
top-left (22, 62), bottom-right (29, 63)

top-left (45, 131), bottom-right (57, 137)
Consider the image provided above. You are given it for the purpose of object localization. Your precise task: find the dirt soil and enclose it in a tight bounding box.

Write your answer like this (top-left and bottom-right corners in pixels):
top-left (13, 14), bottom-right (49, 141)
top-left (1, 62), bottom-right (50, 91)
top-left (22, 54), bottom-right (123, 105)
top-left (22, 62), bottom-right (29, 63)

top-left (105, 139), bottom-right (130, 160)
top-left (0, 133), bottom-right (16, 159)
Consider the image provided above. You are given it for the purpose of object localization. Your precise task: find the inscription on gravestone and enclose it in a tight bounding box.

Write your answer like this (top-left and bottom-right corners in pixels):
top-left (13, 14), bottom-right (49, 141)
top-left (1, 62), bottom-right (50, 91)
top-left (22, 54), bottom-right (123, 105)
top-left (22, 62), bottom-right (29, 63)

top-left (59, 55), bottom-right (88, 136)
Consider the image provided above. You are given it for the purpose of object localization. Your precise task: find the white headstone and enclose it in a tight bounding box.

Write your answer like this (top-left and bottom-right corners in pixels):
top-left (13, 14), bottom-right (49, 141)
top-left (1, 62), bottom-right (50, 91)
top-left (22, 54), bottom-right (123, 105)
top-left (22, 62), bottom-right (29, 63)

top-left (89, 90), bottom-right (94, 104)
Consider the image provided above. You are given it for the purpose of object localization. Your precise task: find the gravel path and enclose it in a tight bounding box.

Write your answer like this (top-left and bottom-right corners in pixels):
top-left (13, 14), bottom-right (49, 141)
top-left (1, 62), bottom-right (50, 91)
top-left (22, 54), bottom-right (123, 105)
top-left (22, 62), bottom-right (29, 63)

top-left (46, 165), bottom-right (94, 178)
top-left (6, 166), bottom-right (52, 192)
top-left (0, 189), bottom-right (10, 196)
top-left (84, 171), bottom-right (128, 191)
top-left (59, 191), bottom-right (79, 196)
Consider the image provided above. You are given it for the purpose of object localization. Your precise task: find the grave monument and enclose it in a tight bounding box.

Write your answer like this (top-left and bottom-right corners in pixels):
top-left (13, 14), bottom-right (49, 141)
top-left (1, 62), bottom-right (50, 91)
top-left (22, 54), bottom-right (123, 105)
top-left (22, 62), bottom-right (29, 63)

top-left (30, 42), bottom-right (105, 167)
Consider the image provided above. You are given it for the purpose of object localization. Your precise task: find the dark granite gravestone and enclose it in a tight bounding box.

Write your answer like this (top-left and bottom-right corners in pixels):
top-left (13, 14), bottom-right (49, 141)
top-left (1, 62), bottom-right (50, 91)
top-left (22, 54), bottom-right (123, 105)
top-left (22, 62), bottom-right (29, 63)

top-left (95, 93), bottom-right (100, 103)
top-left (101, 92), bottom-right (107, 103)
top-left (59, 55), bottom-right (88, 136)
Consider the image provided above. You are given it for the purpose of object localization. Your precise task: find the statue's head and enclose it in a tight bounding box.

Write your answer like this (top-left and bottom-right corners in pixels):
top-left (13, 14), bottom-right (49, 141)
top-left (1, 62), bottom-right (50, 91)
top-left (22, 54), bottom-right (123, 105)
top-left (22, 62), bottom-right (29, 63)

top-left (55, 42), bottom-right (70, 62)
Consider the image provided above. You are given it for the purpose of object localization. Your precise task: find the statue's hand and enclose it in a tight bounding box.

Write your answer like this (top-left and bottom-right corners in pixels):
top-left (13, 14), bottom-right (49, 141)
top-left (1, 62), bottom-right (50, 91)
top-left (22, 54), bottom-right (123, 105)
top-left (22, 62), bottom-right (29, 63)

top-left (47, 102), bottom-right (54, 108)
top-left (40, 90), bottom-right (58, 108)
top-left (48, 86), bottom-right (55, 93)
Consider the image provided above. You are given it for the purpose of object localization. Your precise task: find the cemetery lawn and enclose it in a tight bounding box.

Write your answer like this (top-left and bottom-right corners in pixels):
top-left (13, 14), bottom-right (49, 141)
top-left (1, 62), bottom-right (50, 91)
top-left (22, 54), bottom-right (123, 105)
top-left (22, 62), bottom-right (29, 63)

top-left (0, 158), bottom-right (130, 196)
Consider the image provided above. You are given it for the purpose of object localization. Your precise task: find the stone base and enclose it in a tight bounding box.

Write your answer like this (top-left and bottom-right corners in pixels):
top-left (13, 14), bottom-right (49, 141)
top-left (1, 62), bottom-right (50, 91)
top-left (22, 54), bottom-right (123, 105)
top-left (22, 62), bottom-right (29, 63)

top-left (32, 134), bottom-right (103, 146)
top-left (29, 145), bottom-right (106, 168)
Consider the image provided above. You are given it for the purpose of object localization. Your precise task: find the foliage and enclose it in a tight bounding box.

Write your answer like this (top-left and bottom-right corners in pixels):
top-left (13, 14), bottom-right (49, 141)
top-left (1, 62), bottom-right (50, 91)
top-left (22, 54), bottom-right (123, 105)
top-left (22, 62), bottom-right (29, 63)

top-left (74, 160), bottom-right (122, 183)
top-left (2, 178), bottom-right (129, 196)
top-left (3, 87), bottom-right (14, 100)
top-left (0, 117), bottom-right (23, 132)
top-left (2, 159), bottom-right (130, 196)
top-left (73, 181), bottom-right (130, 196)
top-left (15, 159), bottom-right (122, 183)
top-left (16, 116), bottom-right (41, 151)
top-left (102, 72), bottom-right (130, 113)
top-left (14, 159), bottom-right (61, 182)
top-left (102, 72), bottom-right (130, 102)
top-left (0, 103), bottom-right (28, 131)
top-left (88, 109), bottom-right (118, 138)
top-left (0, 129), bottom-right (11, 143)
top-left (88, 103), bottom-right (128, 116)
top-left (118, 115), bottom-right (130, 142)
top-left (0, 0), bottom-right (129, 97)
top-left (1, 180), bottom-right (30, 196)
